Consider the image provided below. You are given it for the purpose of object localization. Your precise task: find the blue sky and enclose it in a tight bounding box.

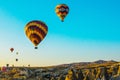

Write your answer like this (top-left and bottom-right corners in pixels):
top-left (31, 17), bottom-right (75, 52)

top-left (0, 0), bottom-right (120, 67)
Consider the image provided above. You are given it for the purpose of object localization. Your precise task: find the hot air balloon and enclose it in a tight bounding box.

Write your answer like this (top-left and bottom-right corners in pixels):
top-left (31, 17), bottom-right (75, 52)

top-left (55, 4), bottom-right (69, 22)
top-left (6, 64), bottom-right (9, 67)
top-left (1, 66), bottom-right (7, 72)
top-left (10, 48), bottom-right (14, 52)
top-left (28, 64), bottom-right (30, 67)
top-left (16, 58), bottom-right (18, 62)
top-left (16, 52), bottom-right (18, 55)
top-left (24, 20), bottom-right (48, 49)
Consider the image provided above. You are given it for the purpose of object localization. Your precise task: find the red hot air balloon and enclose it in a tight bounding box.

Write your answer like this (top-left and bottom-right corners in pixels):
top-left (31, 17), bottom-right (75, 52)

top-left (1, 66), bottom-right (7, 72)
top-left (10, 48), bottom-right (14, 52)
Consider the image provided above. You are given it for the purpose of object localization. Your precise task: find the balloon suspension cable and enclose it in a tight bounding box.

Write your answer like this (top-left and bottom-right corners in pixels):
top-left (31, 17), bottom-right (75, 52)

top-left (35, 47), bottom-right (38, 49)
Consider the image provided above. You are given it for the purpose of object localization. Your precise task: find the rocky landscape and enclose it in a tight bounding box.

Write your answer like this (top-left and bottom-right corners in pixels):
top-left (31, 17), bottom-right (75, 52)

top-left (0, 60), bottom-right (120, 80)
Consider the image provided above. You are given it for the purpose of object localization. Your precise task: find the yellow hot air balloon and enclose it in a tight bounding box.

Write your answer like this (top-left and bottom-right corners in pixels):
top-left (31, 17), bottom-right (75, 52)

top-left (55, 4), bottom-right (69, 22)
top-left (24, 20), bottom-right (48, 49)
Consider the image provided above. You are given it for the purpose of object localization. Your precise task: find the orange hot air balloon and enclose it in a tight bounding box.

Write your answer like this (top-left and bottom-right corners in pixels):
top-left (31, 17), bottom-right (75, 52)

top-left (10, 48), bottom-right (14, 52)
top-left (24, 20), bottom-right (48, 49)
top-left (55, 4), bottom-right (69, 22)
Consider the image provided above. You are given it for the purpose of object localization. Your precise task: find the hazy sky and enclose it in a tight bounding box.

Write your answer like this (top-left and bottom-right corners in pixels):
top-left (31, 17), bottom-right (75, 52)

top-left (0, 0), bottom-right (120, 67)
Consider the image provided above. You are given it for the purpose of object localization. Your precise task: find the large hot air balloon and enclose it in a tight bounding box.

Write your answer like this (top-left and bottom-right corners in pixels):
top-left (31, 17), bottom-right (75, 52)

top-left (24, 20), bottom-right (48, 49)
top-left (55, 4), bottom-right (69, 22)
top-left (10, 48), bottom-right (14, 52)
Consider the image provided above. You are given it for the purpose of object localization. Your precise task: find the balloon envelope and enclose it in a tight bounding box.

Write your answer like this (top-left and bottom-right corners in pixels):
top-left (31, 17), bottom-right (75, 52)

top-left (24, 20), bottom-right (48, 49)
top-left (1, 66), bottom-right (7, 72)
top-left (6, 64), bottom-right (9, 67)
top-left (16, 58), bottom-right (18, 62)
top-left (55, 4), bottom-right (69, 22)
top-left (16, 52), bottom-right (18, 55)
top-left (10, 48), bottom-right (14, 52)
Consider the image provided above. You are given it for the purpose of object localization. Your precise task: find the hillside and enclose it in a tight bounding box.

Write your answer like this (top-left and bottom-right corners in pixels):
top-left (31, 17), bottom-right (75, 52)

top-left (54, 60), bottom-right (119, 69)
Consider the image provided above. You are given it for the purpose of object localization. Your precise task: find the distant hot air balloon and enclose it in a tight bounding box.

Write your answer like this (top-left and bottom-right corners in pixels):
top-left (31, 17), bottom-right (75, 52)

top-left (16, 58), bottom-right (18, 62)
top-left (28, 64), bottom-right (30, 67)
top-left (24, 20), bottom-right (48, 49)
top-left (16, 52), bottom-right (18, 55)
top-left (10, 48), bottom-right (14, 52)
top-left (1, 66), bottom-right (6, 72)
top-left (6, 64), bottom-right (9, 67)
top-left (55, 4), bottom-right (69, 22)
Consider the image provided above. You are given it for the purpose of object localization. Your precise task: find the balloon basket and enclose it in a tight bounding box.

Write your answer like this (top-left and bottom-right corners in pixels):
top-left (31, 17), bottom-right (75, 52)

top-left (61, 20), bottom-right (64, 22)
top-left (35, 47), bottom-right (38, 49)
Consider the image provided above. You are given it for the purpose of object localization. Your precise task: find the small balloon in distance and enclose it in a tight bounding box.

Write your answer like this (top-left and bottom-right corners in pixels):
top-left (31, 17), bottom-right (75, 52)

top-left (55, 4), bottom-right (69, 22)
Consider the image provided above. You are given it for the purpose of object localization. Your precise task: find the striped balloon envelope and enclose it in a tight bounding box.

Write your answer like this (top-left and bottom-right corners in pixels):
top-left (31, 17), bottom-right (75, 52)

top-left (24, 20), bottom-right (48, 49)
top-left (55, 4), bottom-right (69, 22)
